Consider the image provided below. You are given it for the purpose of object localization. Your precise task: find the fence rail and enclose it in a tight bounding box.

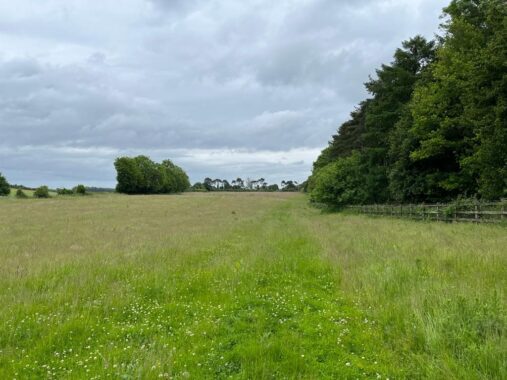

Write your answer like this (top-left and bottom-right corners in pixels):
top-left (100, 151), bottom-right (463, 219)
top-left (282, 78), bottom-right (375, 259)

top-left (347, 202), bottom-right (507, 223)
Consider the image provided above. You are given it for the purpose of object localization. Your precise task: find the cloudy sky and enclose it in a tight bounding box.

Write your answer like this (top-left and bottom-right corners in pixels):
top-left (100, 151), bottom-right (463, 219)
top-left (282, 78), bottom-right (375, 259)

top-left (0, 0), bottom-right (448, 188)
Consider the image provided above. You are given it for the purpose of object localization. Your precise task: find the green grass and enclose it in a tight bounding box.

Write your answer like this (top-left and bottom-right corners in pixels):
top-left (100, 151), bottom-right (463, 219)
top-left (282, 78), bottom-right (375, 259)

top-left (0, 193), bottom-right (505, 379)
top-left (7, 188), bottom-right (58, 198)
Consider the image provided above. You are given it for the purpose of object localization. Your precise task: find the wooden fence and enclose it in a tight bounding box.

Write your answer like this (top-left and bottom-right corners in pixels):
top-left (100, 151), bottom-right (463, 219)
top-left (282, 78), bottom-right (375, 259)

top-left (347, 202), bottom-right (507, 223)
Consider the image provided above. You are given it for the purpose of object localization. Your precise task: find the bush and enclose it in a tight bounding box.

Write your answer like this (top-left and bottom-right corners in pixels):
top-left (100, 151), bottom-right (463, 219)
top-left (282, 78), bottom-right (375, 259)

top-left (74, 184), bottom-right (87, 195)
top-left (15, 189), bottom-right (28, 198)
top-left (33, 186), bottom-right (50, 198)
top-left (309, 152), bottom-right (370, 207)
top-left (57, 188), bottom-right (74, 195)
top-left (0, 172), bottom-right (10, 196)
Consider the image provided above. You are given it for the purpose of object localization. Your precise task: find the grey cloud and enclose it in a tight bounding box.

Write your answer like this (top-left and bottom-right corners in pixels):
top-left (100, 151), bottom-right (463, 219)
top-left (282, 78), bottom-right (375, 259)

top-left (0, 0), bottom-right (448, 187)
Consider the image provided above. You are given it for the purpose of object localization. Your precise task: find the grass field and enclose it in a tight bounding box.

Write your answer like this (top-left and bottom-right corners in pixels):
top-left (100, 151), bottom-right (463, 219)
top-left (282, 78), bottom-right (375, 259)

top-left (0, 193), bottom-right (505, 379)
top-left (7, 188), bottom-right (58, 198)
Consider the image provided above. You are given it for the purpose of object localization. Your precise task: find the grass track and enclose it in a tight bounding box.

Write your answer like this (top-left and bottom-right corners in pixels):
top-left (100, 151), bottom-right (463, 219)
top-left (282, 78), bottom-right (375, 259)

top-left (0, 193), bottom-right (505, 379)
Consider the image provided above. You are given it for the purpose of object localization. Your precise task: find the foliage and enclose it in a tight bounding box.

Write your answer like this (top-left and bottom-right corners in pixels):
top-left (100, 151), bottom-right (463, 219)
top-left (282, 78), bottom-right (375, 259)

top-left (74, 185), bottom-right (87, 195)
top-left (190, 182), bottom-right (207, 192)
top-left (310, 0), bottom-right (507, 205)
top-left (0, 172), bottom-right (10, 196)
top-left (312, 103), bottom-right (367, 172)
top-left (57, 185), bottom-right (87, 196)
top-left (408, 0), bottom-right (507, 200)
top-left (84, 187), bottom-right (115, 193)
top-left (57, 188), bottom-right (74, 195)
top-left (114, 156), bottom-right (190, 195)
top-left (15, 189), bottom-right (28, 199)
top-left (281, 180), bottom-right (299, 192)
top-left (33, 186), bottom-right (50, 198)
top-left (309, 152), bottom-right (371, 206)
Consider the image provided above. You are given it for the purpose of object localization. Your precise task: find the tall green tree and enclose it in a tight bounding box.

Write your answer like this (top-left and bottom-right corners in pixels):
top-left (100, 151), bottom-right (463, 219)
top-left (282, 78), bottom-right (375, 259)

top-left (310, 0), bottom-right (506, 205)
top-left (362, 36), bottom-right (436, 202)
top-left (0, 172), bottom-right (10, 196)
top-left (312, 102), bottom-right (368, 172)
top-left (310, 36), bottom-right (436, 205)
top-left (408, 0), bottom-right (507, 200)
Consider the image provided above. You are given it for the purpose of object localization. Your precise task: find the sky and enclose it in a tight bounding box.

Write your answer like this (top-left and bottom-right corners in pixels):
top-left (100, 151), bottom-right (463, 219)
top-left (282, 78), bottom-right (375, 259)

top-left (0, 0), bottom-right (449, 188)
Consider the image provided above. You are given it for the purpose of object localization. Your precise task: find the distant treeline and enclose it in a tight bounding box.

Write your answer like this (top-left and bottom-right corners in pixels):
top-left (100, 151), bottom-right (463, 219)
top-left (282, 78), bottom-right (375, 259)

top-left (114, 156), bottom-right (190, 194)
top-left (9, 184), bottom-right (37, 191)
top-left (308, 0), bottom-right (506, 207)
top-left (0, 173), bottom-right (88, 199)
top-left (85, 187), bottom-right (115, 193)
top-left (191, 178), bottom-right (301, 192)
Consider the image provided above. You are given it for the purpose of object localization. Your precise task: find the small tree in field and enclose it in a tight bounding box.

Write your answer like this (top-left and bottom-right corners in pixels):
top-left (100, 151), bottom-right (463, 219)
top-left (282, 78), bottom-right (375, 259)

top-left (33, 186), bottom-right (50, 198)
top-left (0, 172), bottom-right (10, 196)
top-left (16, 189), bottom-right (28, 198)
top-left (74, 184), bottom-right (87, 195)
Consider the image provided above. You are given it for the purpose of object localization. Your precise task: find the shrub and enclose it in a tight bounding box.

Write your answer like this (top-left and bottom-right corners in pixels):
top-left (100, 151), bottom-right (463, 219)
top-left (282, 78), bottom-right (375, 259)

top-left (15, 189), bottom-right (28, 198)
top-left (33, 186), bottom-right (50, 198)
top-left (0, 172), bottom-right (10, 196)
top-left (57, 188), bottom-right (74, 195)
top-left (74, 184), bottom-right (87, 195)
top-left (16, 189), bottom-right (29, 198)
top-left (191, 182), bottom-right (208, 192)
top-left (309, 152), bottom-right (370, 207)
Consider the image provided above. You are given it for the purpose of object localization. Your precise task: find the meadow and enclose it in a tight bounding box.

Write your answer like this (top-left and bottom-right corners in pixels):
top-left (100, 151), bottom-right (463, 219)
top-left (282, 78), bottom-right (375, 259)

top-left (7, 188), bottom-right (58, 198)
top-left (0, 193), bottom-right (505, 379)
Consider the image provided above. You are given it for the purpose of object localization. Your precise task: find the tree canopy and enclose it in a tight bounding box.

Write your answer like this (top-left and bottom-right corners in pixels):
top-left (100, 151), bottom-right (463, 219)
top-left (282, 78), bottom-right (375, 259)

top-left (309, 0), bottom-right (507, 206)
top-left (114, 156), bottom-right (190, 194)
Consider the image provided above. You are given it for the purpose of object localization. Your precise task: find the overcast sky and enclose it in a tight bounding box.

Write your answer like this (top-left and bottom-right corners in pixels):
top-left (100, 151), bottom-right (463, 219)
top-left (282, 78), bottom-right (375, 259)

top-left (0, 0), bottom-right (448, 188)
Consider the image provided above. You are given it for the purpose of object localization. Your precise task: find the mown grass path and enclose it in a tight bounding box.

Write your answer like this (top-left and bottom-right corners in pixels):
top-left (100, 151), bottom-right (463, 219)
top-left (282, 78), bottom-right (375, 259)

top-left (1, 193), bottom-right (505, 379)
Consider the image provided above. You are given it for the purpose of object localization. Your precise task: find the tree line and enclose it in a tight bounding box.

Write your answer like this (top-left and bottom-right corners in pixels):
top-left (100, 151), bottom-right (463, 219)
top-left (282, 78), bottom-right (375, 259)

top-left (308, 0), bottom-right (506, 207)
top-left (2, 155), bottom-right (188, 198)
top-left (191, 178), bottom-right (300, 192)
top-left (0, 172), bottom-right (88, 198)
